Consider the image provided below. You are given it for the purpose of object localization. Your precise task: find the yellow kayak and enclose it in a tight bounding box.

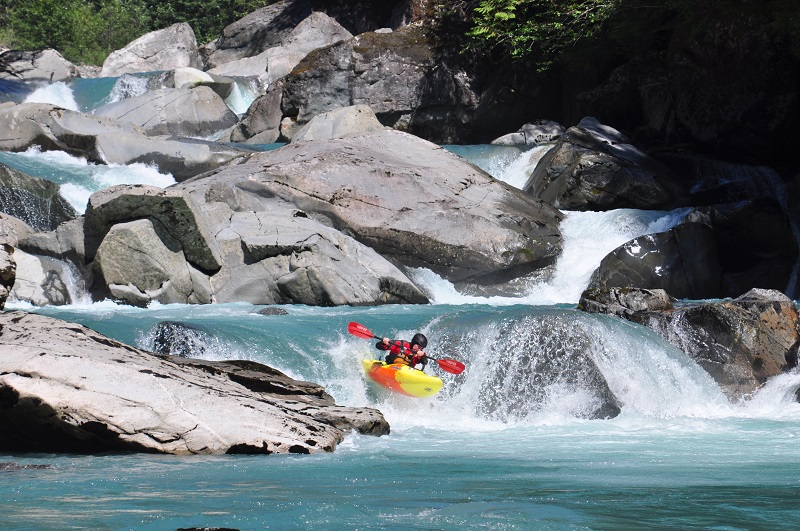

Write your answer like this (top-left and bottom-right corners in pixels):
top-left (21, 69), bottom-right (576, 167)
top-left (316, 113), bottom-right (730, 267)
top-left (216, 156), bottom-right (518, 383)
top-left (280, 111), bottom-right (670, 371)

top-left (361, 359), bottom-right (444, 398)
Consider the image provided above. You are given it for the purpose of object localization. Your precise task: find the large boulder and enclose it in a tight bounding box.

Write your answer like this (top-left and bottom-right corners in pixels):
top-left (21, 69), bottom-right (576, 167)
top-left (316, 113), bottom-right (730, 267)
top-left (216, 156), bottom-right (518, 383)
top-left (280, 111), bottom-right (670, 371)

top-left (0, 213), bottom-right (35, 247)
top-left (291, 104), bottom-right (384, 142)
top-left (100, 22), bottom-right (202, 77)
top-left (16, 217), bottom-right (90, 284)
top-left (588, 221), bottom-right (723, 300)
top-left (202, 0), bottom-right (313, 70)
top-left (588, 201), bottom-right (798, 300)
top-left (6, 250), bottom-right (76, 306)
top-left (580, 287), bottom-right (800, 400)
top-left (0, 49), bottom-right (78, 82)
top-left (83, 184), bottom-right (223, 273)
top-left (82, 129), bottom-right (561, 305)
top-left (0, 103), bottom-right (252, 180)
top-left (198, 129), bottom-right (563, 289)
top-left (280, 24), bottom-right (479, 143)
top-left (92, 218), bottom-right (213, 305)
top-left (228, 80), bottom-right (285, 143)
top-left (0, 102), bottom-right (143, 158)
top-left (94, 132), bottom-right (256, 181)
top-left (697, 199), bottom-right (798, 297)
top-left (523, 117), bottom-right (686, 210)
top-left (208, 12), bottom-right (352, 86)
top-left (84, 183), bottom-right (427, 306)
top-left (491, 120), bottom-right (566, 146)
top-left (0, 311), bottom-right (388, 454)
top-left (0, 163), bottom-right (77, 231)
top-left (93, 86), bottom-right (238, 137)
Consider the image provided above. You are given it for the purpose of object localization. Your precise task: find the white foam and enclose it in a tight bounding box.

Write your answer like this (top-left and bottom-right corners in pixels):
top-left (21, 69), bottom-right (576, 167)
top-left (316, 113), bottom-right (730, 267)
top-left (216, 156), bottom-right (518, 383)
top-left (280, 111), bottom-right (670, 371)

top-left (24, 81), bottom-right (79, 111)
top-left (5, 147), bottom-right (174, 213)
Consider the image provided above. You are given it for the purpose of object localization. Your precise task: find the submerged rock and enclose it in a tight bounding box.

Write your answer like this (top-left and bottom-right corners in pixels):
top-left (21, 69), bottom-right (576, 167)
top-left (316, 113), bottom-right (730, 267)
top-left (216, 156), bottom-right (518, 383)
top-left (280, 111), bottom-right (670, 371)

top-left (147, 321), bottom-right (213, 358)
top-left (0, 311), bottom-right (389, 455)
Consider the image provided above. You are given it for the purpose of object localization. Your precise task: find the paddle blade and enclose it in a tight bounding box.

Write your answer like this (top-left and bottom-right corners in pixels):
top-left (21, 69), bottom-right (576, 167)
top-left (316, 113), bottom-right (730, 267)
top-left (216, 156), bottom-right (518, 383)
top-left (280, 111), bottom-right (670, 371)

top-left (435, 358), bottom-right (465, 375)
top-left (348, 321), bottom-right (377, 339)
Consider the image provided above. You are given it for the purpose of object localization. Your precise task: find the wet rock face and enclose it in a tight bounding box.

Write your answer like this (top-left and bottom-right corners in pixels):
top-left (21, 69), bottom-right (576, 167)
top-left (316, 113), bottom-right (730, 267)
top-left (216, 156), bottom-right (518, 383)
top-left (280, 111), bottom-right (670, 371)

top-left (579, 287), bottom-right (800, 400)
top-left (439, 314), bottom-right (622, 421)
top-left (522, 117), bottom-right (685, 211)
top-left (588, 222), bottom-right (723, 300)
top-left (585, 197), bottom-right (798, 301)
top-left (0, 164), bottom-right (76, 232)
top-left (0, 311), bottom-right (389, 455)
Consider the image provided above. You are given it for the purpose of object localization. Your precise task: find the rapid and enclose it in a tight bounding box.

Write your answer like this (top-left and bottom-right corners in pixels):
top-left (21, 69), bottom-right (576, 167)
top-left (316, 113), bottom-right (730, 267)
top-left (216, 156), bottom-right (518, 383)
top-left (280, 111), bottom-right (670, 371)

top-left (2, 78), bottom-right (799, 530)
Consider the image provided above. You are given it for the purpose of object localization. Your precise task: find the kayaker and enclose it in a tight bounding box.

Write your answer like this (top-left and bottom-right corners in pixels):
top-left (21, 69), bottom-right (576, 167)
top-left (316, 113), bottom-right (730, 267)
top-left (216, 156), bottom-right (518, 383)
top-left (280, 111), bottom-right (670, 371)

top-left (376, 333), bottom-right (429, 371)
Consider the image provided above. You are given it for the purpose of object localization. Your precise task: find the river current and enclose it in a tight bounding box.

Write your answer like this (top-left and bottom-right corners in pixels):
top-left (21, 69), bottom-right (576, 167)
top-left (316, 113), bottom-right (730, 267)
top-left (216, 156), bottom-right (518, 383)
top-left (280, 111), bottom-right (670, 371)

top-left (2, 76), bottom-right (799, 530)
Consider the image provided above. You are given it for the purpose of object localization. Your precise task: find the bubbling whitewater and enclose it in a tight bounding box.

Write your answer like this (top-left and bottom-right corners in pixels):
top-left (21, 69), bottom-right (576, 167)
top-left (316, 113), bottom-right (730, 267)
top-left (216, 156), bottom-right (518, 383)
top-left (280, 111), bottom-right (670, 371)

top-left (0, 148), bottom-right (174, 213)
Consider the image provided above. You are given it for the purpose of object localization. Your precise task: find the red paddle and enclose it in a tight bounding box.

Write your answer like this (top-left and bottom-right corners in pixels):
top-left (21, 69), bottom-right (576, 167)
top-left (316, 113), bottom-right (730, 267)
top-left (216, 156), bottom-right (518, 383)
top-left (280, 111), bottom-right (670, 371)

top-left (347, 321), bottom-right (466, 375)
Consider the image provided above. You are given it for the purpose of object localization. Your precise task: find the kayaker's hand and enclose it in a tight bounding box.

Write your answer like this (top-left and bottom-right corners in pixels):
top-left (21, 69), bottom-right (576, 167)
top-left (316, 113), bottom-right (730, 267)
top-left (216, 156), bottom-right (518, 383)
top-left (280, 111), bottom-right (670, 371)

top-left (381, 337), bottom-right (390, 345)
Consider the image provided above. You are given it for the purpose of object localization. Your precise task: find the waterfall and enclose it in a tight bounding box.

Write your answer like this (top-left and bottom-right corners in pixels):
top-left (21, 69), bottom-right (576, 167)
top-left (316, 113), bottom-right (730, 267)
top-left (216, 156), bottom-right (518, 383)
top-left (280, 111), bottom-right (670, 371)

top-left (332, 307), bottom-right (731, 427)
top-left (410, 207), bottom-right (689, 305)
top-left (225, 78), bottom-right (262, 115)
top-left (0, 148), bottom-right (174, 214)
top-left (104, 73), bottom-right (152, 106)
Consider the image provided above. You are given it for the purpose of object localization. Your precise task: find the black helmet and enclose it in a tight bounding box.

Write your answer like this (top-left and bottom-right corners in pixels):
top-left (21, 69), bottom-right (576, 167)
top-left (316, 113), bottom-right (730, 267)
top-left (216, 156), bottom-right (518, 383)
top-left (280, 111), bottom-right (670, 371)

top-left (411, 333), bottom-right (427, 349)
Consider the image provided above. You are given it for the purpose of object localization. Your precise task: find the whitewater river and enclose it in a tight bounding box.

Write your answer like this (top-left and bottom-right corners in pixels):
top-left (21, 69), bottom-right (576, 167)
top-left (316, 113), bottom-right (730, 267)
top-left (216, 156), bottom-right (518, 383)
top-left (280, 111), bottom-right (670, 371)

top-left (2, 76), bottom-right (800, 530)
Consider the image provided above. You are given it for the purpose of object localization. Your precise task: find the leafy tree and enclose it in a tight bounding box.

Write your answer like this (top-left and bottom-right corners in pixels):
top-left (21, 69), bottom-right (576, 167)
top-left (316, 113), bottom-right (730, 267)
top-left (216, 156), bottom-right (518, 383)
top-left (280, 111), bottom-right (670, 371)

top-left (466, 0), bottom-right (621, 70)
top-left (8, 0), bottom-right (150, 64)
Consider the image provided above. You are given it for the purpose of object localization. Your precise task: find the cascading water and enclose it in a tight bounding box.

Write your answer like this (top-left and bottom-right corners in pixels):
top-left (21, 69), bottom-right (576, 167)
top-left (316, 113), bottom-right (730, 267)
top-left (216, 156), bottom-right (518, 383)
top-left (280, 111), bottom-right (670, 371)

top-left (225, 77), bottom-right (262, 115)
top-left (23, 81), bottom-right (80, 111)
top-left (0, 148), bottom-right (174, 213)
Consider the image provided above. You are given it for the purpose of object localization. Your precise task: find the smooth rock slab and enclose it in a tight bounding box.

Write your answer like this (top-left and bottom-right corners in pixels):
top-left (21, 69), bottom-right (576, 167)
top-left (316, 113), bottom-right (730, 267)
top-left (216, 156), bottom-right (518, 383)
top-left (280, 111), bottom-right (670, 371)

top-left (0, 311), bottom-right (388, 454)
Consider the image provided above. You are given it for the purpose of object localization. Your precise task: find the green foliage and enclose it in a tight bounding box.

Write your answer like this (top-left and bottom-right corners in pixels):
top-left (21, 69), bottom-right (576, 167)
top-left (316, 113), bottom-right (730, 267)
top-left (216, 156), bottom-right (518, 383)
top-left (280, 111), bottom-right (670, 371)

top-left (466, 0), bottom-right (621, 69)
top-left (4, 0), bottom-right (276, 65)
top-left (7, 0), bottom-right (151, 64)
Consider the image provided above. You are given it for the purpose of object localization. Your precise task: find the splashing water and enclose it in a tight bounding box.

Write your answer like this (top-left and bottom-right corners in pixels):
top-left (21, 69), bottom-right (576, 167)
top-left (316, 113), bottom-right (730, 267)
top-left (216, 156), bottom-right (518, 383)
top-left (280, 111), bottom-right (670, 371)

top-left (24, 81), bottom-right (79, 111)
top-left (0, 148), bottom-right (174, 213)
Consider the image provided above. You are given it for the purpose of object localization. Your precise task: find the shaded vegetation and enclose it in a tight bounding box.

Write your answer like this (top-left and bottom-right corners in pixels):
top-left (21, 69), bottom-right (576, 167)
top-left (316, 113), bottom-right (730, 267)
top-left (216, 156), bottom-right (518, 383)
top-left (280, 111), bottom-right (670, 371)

top-left (0, 0), bottom-right (276, 65)
top-left (2, 0), bottom-right (799, 70)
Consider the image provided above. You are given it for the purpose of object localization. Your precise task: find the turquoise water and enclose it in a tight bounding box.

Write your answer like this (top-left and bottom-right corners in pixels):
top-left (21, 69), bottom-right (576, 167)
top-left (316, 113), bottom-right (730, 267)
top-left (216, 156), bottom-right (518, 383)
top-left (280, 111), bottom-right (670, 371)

top-left (4, 302), bottom-right (800, 530)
